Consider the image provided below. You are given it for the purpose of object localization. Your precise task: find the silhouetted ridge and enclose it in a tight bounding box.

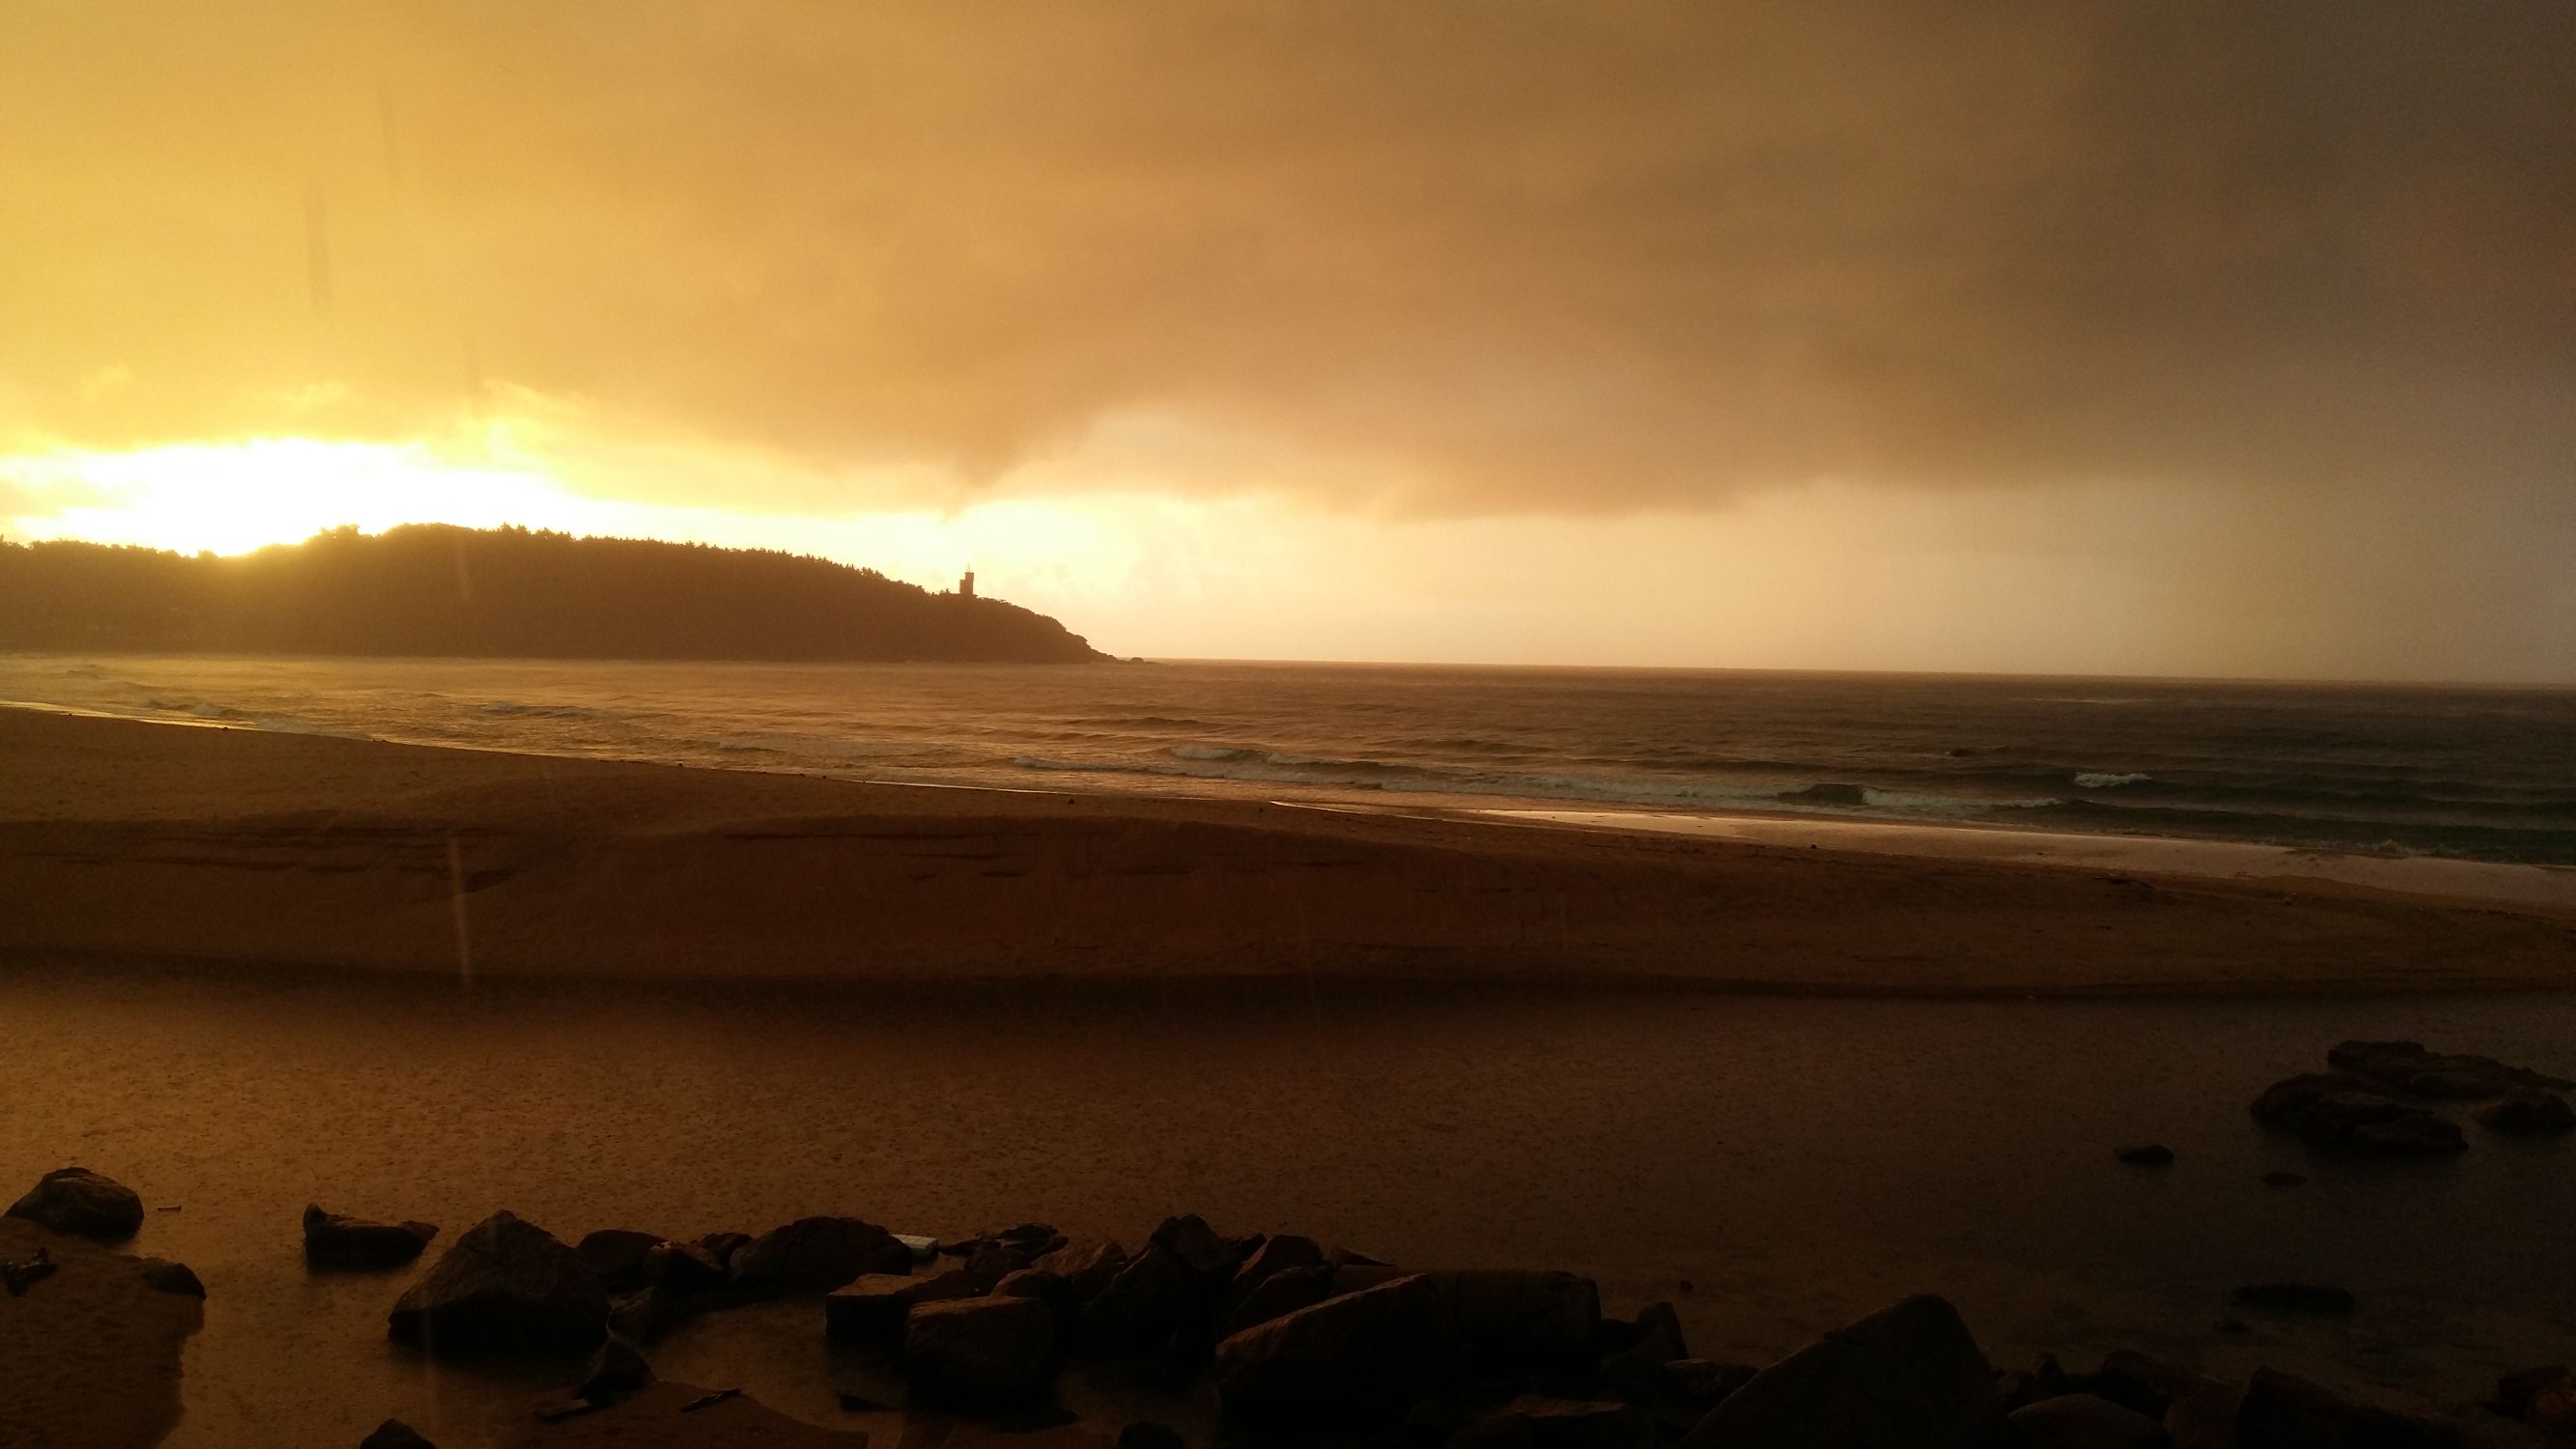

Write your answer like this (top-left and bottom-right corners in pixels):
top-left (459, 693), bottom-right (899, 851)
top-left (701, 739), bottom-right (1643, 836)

top-left (0, 525), bottom-right (1108, 663)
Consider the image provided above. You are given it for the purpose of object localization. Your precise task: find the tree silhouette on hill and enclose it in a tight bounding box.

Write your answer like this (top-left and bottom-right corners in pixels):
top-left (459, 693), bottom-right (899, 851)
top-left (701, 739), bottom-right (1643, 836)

top-left (0, 525), bottom-right (1107, 663)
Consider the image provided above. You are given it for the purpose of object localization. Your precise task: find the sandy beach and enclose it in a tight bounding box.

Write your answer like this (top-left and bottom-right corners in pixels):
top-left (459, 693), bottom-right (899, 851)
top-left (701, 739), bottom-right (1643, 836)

top-left (5, 709), bottom-right (2575, 1446)
top-left (4, 708), bottom-right (2570, 994)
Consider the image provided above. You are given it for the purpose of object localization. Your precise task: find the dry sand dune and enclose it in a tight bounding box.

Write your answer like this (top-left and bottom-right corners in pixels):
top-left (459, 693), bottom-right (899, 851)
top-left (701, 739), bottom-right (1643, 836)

top-left (1, 709), bottom-right (2570, 994)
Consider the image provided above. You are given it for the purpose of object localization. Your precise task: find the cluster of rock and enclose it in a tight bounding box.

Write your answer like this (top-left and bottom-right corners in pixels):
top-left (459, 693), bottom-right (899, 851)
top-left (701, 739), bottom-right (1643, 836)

top-left (2, 1164), bottom-right (204, 1301)
top-left (2250, 1039), bottom-right (2574, 1154)
top-left (12, 1163), bottom-right (2569, 1446)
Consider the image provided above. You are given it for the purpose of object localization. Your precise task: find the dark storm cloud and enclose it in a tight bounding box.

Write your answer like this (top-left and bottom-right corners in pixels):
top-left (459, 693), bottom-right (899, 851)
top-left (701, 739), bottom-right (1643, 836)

top-left (3, 1), bottom-right (2569, 510)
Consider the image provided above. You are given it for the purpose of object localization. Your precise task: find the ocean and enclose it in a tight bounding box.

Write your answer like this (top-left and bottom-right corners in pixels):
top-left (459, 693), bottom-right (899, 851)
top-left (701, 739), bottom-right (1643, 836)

top-left (4, 653), bottom-right (2572, 865)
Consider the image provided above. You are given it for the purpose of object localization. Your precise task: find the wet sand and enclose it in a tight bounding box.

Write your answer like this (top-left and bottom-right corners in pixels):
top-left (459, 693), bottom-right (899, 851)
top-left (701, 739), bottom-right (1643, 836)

top-left (2, 967), bottom-right (2572, 1446)
top-left (4, 709), bottom-right (2572, 993)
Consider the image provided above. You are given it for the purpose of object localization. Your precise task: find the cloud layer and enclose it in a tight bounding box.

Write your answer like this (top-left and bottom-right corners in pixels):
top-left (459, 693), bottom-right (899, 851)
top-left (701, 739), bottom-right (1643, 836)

top-left (6, 1), bottom-right (2570, 515)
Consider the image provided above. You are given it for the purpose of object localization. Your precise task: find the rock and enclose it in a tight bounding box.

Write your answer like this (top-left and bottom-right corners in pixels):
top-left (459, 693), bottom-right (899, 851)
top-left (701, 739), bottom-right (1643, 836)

top-left (1082, 1245), bottom-right (1197, 1352)
top-left (999, 1222), bottom-right (1059, 1243)
top-left (824, 1268), bottom-right (984, 1345)
top-left (1450, 1395), bottom-right (1656, 1449)
top-left (576, 1229), bottom-right (666, 1293)
top-left (1148, 1213), bottom-right (1241, 1282)
top-left (2327, 1040), bottom-right (2574, 1098)
top-left (1663, 1359), bottom-right (1757, 1406)
top-left (2494, 1365), bottom-right (2573, 1422)
top-left (1226, 1233), bottom-right (1326, 1310)
top-left (2228, 1283), bottom-right (2355, 1315)
top-left (2261, 1172), bottom-right (2307, 1187)
top-left (606, 1286), bottom-right (670, 1344)
top-left (7, 1167), bottom-right (145, 1242)
top-left (1117, 1422), bottom-right (1184, 1449)
top-left (358, 1420), bottom-right (437, 1449)
top-left (963, 1240), bottom-right (1033, 1288)
top-left (730, 1216), bottom-right (913, 1296)
top-left (995, 1267), bottom-right (1075, 1331)
top-left (386, 1210), bottom-right (609, 1356)
top-left (305, 1204), bottom-right (440, 1270)
top-left (138, 1258), bottom-right (205, 1297)
top-left (2, 1246), bottom-right (57, 1295)
top-left (641, 1238), bottom-right (728, 1295)
top-left (578, 1337), bottom-right (655, 1403)
top-left (1214, 1272), bottom-right (1453, 1427)
top-left (2008, 1394), bottom-right (2166, 1449)
top-left (904, 1293), bottom-right (1058, 1410)
top-left (2473, 1089), bottom-right (2576, 1133)
top-left (2231, 1366), bottom-right (2461, 1446)
top-left (2082, 1350), bottom-right (2218, 1419)
top-left (2162, 1383), bottom-right (2243, 1449)
top-left (1674, 1294), bottom-right (2001, 1449)
top-left (1032, 1238), bottom-right (1127, 1304)
top-left (1601, 1300), bottom-right (1691, 1400)
top-left (1428, 1269), bottom-right (1602, 1372)
top-left (1219, 1262), bottom-right (1334, 1337)
top-left (2249, 1075), bottom-right (2465, 1154)
top-left (700, 1231), bottom-right (752, 1266)
top-left (1997, 1352), bottom-right (2074, 1412)
top-left (2115, 1145), bottom-right (2176, 1166)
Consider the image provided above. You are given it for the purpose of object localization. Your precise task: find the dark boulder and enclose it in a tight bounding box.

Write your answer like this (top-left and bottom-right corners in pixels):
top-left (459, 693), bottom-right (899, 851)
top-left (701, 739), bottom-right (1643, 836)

top-left (2494, 1365), bottom-right (2574, 1424)
top-left (358, 1421), bottom-right (436, 1449)
top-left (995, 1267), bottom-right (1075, 1332)
top-left (1226, 1233), bottom-right (1325, 1312)
top-left (1219, 1262), bottom-right (1335, 1337)
top-left (1214, 1272), bottom-right (1453, 1427)
top-left (1117, 1422), bottom-right (1185, 1449)
top-left (1427, 1269), bottom-right (1602, 1373)
top-left (730, 1216), bottom-right (912, 1296)
top-left (577, 1337), bottom-right (655, 1404)
top-left (699, 1230), bottom-right (752, 1266)
top-left (1082, 1245), bottom-right (1198, 1352)
top-left (2009, 1393), bottom-right (2165, 1449)
top-left (2115, 1145), bottom-right (2176, 1167)
top-left (2249, 1075), bottom-right (2464, 1154)
top-left (8, 1167), bottom-right (145, 1242)
top-left (963, 1239), bottom-right (1035, 1288)
top-left (1449, 1396), bottom-right (1656, 1449)
top-left (1997, 1352), bottom-right (2075, 1412)
top-left (1674, 1294), bottom-right (2001, 1449)
top-left (306, 1204), bottom-right (440, 1270)
top-left (824, 1268), bottom-right (983, 1346)
top-left (641, 1238), bottom-right (728, 1295)
top-left (2229, 1283), bottom-right (2354, 1315)
top-left (1149, 1213), bottom-right (1241, 1282)
top-left (575, 1229), bottom-right (666, 1293)
top-left (2231, 1367), bottom-right (2463, 1446)
top-left (606, 1286), bottom-right (671, 1345)
top-left (2082, 1350), bottom-right (2219, 1419)
top-left (386, 1210), bottom-right (608, 1356)
top-left (138, 1258), bottom-right (206, 1297)
top-left (1663, 1359), bottom-right (1757, 1406)
top-left (2327, 1040), bottom-right (2573, 1098)
top-left (1032, 1238), bottom-right (1127, 1304)
top-left (2473, 1089), bottom-right (2576, 1133)
top-left (904, 1293), bottom-right (1058, 1410)
top-left (1601, 1300), bottom-right (1690, 1401)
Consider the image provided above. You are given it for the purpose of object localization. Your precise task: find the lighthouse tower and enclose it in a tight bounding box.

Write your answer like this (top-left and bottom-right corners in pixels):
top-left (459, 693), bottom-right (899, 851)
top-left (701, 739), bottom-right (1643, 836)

top-left (958, 570), bottom-right (976, 599)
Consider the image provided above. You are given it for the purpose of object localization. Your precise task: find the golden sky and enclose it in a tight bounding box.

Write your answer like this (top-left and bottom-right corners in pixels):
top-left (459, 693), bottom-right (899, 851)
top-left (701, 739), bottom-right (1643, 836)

top-left (4, 3), bottom-right (2571, 679)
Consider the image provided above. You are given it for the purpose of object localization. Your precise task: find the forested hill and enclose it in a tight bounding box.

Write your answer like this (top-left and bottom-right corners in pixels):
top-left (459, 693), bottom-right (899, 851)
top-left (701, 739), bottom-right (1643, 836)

top-left (0, 525), bottom-right (1110, 664)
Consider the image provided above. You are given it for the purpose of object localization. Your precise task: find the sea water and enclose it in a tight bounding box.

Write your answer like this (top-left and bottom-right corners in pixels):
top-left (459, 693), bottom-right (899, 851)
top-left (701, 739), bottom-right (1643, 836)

top-left (4, 653), bottom-right (2571, 864)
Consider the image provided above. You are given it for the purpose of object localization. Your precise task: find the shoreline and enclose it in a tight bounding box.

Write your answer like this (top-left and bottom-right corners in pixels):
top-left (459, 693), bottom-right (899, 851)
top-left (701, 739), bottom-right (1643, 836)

top-left (12, 693), bottom-right (2573, 919)
top-left (2, 707), bottom-right (2571, 995)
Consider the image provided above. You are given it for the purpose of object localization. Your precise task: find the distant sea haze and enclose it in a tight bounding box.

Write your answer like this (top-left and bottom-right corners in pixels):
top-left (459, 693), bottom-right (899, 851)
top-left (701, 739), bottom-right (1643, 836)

top-left (5, 655), bottom-right (2573, 867)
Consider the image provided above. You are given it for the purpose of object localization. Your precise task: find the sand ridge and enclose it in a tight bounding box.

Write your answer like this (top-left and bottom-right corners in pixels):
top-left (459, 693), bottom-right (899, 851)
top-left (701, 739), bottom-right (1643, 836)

top-left (2, 709), bottom-right (2571, 993)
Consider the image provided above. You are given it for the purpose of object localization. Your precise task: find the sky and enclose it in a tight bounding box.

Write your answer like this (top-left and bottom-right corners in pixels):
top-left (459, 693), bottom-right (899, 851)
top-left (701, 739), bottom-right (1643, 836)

top-left (3, 3), bottom-right (2571, 680)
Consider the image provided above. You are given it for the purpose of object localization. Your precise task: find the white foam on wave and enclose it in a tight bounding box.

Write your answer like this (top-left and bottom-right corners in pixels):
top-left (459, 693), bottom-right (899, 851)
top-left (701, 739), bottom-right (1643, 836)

top-left (2075, 772), bottom-right (2152, 789)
